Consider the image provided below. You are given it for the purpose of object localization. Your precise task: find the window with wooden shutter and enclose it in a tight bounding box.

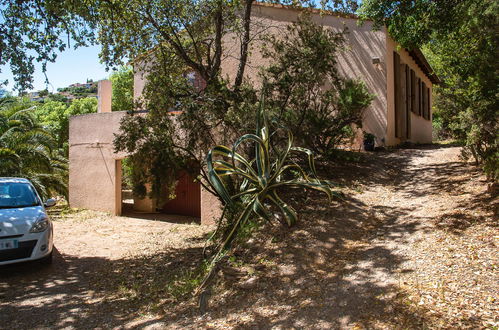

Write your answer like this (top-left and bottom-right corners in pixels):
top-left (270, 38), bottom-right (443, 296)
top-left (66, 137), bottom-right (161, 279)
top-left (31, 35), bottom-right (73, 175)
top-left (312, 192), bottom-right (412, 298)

top-left (422, 82), bottom-right (427, 119)
top-left (394, 52), bottom-right (401, 138)
top-left (410, 70), bottom-right (416, 114)
top-left (419, 79), bottom-right (423, 116)
top-left (427, 87), bottom-right (431, 120)
top-left (414, 77), bottom-right (420, 115)
top-left (405, 65), bottom-right (411, 138)
top-left (399, 63), bottom-right (408, 139)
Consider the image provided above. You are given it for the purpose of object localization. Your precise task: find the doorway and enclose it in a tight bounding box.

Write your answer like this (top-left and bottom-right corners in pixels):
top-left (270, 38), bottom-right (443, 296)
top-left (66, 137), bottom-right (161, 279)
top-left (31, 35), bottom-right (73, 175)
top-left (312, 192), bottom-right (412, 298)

top-left (162, 171), bottom-right (201, 217)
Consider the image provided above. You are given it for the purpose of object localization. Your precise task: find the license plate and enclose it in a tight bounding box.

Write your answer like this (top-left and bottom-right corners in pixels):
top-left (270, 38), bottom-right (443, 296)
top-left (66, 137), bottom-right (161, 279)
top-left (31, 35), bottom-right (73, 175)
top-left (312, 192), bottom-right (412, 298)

top-left (0, 240), bottom-right (18, 250)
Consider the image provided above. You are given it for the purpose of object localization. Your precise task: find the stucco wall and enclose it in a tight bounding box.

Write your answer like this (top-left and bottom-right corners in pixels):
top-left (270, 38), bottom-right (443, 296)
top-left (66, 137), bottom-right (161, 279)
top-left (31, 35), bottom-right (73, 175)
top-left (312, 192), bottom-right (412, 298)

top-left (220, 4), bottom-right (388, 144)
top-left (385, 36), bottom-right (433, 145)
top-left (69, 110), bottom-right (220, 224)
top-left (201, 187), bottom-right (221, 225)
top-left (69, 112), bottom-right (127, 215)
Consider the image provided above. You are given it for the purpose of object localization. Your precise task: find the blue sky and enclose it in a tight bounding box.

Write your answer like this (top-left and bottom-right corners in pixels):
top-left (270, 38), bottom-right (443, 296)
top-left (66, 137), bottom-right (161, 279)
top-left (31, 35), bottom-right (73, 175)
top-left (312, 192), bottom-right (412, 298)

top-left (0, 44), bottom-right (111, 94)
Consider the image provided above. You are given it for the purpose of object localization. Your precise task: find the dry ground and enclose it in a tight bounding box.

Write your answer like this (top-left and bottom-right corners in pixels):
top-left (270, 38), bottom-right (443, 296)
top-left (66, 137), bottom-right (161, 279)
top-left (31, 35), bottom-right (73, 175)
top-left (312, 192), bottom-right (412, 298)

top-left (0, 145), bottom-right (497, 329)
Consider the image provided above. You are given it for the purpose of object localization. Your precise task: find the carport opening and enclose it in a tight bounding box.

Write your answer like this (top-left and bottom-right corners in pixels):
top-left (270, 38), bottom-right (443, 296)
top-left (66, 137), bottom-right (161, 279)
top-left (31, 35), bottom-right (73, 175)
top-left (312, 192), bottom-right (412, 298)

top-left (120, 158), bottom-right (135, 214)
top-left (118, 158), bottom-right (201, 224)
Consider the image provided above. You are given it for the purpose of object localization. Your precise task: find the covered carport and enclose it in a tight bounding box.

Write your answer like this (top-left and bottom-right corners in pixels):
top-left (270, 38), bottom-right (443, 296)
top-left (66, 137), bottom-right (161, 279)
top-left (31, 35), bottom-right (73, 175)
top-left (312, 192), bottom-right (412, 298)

top-left (68, 80), bottom-right (220, 224)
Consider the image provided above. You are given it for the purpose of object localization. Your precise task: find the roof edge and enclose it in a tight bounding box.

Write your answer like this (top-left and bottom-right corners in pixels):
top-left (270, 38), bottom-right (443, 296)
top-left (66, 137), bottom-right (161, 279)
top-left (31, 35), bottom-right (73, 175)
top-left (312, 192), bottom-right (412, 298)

top-left (407, 48), bottom-right (441, 84)
top-left (253, 1), bottom-right (360, 21)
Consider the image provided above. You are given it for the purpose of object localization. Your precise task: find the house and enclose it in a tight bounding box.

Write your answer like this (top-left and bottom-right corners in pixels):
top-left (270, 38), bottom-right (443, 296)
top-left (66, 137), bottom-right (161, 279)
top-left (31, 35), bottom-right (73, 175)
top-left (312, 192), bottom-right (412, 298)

top-left (68, 3), bottom-right (438, 223)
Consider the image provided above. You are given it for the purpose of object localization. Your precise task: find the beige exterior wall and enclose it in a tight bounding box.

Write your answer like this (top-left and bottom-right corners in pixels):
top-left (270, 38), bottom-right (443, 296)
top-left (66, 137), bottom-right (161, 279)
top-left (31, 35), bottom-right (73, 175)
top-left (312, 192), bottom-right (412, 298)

top-left (97, 80), bottom-right (113, 113)
top-left (385, 36), bottom-right (433, 145)
top-left (69, 110), bottom-right (220, 224)
top-left (69, 112), bottom-right (127, 215)
top-left (219, 4), bottom-right (388, 144)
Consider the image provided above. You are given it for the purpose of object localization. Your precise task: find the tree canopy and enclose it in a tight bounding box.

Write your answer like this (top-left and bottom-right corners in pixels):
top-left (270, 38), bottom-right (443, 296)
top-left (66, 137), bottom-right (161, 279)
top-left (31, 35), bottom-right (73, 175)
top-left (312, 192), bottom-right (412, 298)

top-left (0, 98), bottom-right (68, 199)
top-left (360, 0), bottom-right (498, 181)
top-left (0, 0), bottom-right (97, 91)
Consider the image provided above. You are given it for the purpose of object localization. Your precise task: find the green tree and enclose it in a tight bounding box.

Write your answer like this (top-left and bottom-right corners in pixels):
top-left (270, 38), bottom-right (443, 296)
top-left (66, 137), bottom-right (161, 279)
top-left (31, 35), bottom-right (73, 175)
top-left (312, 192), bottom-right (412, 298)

top-left (0, 98), bottom-right (67, 199)
top-left (1, 1), bottom-right (361, 91)
top-left (360, 0), bottom-right (499, 181)
top-left (261, 16), bottom-right (373, 156)
top-left (110, 67), bottom-right (134, 111)
top-left (0, 0), bottom-right (97, 91)
top-left (35, 97), bottom-right (97, 154)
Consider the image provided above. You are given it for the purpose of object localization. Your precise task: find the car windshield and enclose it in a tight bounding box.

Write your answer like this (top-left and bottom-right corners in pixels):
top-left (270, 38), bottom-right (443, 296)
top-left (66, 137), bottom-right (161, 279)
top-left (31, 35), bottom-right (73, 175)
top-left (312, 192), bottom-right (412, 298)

top-left (0, 182), bottom-right (41, 208)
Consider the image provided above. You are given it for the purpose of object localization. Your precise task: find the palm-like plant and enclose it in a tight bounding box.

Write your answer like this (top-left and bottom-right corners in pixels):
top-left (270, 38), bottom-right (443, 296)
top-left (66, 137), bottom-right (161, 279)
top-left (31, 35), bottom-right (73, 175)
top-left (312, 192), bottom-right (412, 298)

top-left (0, 98), bottom-right (67, 199)
top-left (199, 93), bottom-right (334, 293)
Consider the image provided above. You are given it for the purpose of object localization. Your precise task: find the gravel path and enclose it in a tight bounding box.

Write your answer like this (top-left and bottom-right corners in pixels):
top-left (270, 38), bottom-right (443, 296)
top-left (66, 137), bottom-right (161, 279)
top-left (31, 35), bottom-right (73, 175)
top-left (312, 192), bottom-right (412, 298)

top-left (0, 145), bottom-right (496, 329)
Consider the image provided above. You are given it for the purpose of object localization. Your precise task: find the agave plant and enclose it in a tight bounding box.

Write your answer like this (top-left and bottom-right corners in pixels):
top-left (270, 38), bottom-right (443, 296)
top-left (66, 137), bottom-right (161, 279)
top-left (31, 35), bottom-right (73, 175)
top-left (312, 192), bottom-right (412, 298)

top-left (199, 93), bottom-right (334, 293)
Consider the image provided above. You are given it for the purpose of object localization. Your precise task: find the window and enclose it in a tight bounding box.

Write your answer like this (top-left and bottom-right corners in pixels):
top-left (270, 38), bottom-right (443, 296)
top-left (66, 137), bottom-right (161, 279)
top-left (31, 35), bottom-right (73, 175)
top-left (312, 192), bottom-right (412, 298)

top-left (394, 51), bottom-right (432, 140)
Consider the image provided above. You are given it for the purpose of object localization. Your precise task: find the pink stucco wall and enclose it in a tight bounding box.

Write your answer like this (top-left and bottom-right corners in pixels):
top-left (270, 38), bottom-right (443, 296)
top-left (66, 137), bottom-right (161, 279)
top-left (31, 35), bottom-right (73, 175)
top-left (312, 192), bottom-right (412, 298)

top-left (69, 112), bottom-right (127, 215)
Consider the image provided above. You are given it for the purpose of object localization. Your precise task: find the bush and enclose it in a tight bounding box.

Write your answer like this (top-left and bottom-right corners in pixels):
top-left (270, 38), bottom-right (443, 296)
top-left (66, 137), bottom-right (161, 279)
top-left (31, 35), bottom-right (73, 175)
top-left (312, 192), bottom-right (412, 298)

top-left (198, 92), bottom-right (334, 294)
top-left (262, 15), bottom-right (373, 157)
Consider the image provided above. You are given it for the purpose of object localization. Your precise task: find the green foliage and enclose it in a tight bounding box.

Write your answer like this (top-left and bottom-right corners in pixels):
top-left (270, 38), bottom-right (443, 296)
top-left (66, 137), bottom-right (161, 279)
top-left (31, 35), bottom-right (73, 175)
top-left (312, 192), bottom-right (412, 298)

top-left (34, 97), bottom-right (97, 154)
top-left (360, 0), bottom-right (498, 182)
top-left (199, 93), bottom-right (334, 291)
top-left (422, 1), bottom-right (498, 181)
top-left (358, 0), bottom-right (461, 49)
top-left (113, 113), bottom-right (188, 203)
top-left (0, 98), bottom-right (68, 199)
top-left (261, 15), bottom-right (373, 156)
top-left (0, 0), bottom-right (97, 91)
top-left (57, 84), bottom-right (97, 97)
top-left (110, 67), bottom-right (134, 111)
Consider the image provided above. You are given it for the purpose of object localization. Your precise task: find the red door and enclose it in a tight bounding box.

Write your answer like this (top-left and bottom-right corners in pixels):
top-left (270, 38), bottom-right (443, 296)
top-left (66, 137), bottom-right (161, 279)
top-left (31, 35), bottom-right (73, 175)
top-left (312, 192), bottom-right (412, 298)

top-left (162, 172), bottom-right (201, 217)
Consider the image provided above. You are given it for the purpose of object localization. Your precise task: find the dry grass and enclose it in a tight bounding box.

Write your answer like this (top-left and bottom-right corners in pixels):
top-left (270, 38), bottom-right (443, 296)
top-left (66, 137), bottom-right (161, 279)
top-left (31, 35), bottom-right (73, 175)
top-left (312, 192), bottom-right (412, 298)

top-left (0, 145), bottom-right (496, 329)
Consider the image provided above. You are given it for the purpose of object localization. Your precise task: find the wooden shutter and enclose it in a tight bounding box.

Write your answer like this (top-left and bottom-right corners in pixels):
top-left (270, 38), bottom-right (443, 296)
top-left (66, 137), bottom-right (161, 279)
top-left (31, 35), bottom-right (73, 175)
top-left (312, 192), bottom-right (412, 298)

top-left (427, 87), bottom-right (431, 120)
top-left (394, 52), bottom-right (401, 138)
top-left (414, 77), bottom-right (420, 116)
top-left (410, 70), bottom-right (416, 114)
top-left (400, 63), bottom-right (408, 139)
top-left (405, 66), bottom-right (411, 138)
top-left (420, 78), bottom-right (423, 117)
top-left (422, 82), bottom-right (427, 119)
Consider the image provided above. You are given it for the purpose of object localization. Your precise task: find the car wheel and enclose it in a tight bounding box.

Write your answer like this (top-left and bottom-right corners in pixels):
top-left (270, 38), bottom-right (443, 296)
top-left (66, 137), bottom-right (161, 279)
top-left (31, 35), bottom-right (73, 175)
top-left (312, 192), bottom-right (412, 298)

top-left (39, 251), bottom-right (53, 266)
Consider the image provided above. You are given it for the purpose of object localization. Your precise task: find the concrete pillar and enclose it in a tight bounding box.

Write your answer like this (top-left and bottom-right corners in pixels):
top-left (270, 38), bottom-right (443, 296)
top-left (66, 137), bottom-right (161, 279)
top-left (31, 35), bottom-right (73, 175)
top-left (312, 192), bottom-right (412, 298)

top-left (133, 183), bottom-right (158, 213)
top-left (201, 186), bottom-right (222, 225)
top-left (98, 80), bottom-right (112, 113)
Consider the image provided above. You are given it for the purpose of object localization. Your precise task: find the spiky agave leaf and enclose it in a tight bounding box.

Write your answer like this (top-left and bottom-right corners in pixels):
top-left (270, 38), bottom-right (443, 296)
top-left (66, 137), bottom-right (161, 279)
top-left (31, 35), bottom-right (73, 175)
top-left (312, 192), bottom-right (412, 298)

top-left (200, 91), bottom-right (335, 294)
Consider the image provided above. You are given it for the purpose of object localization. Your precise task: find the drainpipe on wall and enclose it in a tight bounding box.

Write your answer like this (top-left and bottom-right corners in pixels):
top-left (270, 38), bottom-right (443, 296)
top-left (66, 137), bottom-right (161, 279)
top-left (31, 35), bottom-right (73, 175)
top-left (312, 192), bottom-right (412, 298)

top-left (98, 79), bottom-right (112, 113)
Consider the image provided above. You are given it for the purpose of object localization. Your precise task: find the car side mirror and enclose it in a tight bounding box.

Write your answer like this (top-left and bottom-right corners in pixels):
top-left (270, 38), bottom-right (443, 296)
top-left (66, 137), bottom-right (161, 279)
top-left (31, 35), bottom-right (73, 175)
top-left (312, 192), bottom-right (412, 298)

top-left (44, 198), bottom-right (57, 208)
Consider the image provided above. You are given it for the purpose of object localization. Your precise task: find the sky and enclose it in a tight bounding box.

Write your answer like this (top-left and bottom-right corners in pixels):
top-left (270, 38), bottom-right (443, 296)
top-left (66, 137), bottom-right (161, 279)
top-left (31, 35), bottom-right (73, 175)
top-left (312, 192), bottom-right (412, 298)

top-left (0, 44), bottom-right (111, 94)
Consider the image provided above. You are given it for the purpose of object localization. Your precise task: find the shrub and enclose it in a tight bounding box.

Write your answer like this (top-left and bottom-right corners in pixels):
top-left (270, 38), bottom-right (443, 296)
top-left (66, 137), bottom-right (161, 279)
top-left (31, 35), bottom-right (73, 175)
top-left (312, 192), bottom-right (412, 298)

top-left (261, 15), bottom-right (373, 157)
top-left (198, 92), bottom-right (334, 294)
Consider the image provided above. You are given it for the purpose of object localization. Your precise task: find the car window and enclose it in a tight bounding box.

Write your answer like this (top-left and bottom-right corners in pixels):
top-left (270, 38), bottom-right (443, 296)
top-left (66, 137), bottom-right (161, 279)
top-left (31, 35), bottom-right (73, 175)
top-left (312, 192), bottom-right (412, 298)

top-left (0, 182), bottom-right (41, 208)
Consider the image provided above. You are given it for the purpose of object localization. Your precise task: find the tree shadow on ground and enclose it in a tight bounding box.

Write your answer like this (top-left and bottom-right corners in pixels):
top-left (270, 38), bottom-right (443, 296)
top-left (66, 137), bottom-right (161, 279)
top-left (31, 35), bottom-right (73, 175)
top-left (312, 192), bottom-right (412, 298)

top-left (1, 145), bottom-right (490, 328)
top-left (0, 245), bottom-right (206, 329)
top-left (149, 188), bottom-right (441, 329)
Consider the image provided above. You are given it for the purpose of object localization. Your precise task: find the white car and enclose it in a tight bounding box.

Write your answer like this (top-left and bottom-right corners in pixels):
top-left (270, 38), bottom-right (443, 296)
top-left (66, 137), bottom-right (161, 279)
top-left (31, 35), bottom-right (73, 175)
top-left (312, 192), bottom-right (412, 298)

top-left (0, 178), bottom-right (55, 266)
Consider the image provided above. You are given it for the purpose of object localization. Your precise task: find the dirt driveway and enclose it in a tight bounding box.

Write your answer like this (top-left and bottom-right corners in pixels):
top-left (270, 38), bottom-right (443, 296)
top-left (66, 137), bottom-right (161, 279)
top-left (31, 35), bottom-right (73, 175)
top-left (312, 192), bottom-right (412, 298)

top-left (0, 145), bottom-right (497, 329)
top-left (0, 212), bottom-right (212, 329)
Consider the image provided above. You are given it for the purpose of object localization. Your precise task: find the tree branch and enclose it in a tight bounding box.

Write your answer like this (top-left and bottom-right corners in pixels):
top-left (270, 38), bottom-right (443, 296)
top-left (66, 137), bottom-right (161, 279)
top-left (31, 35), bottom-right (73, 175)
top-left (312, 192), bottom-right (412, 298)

top-left (209, 2), bottom-right (224, 82)
top-left (234, 0), bottom-right (254, 89)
